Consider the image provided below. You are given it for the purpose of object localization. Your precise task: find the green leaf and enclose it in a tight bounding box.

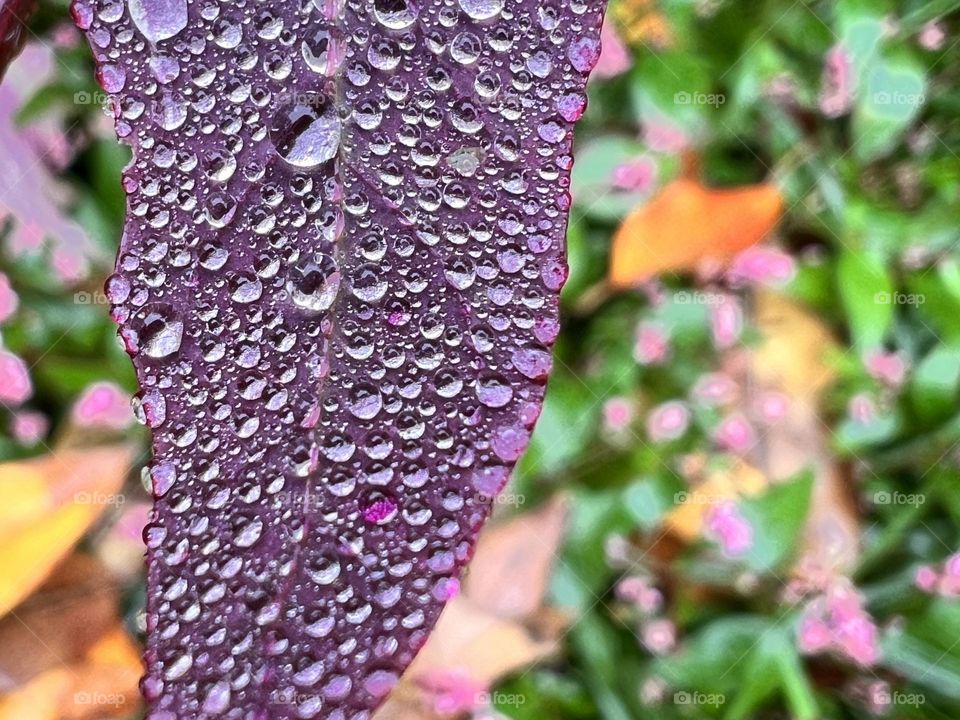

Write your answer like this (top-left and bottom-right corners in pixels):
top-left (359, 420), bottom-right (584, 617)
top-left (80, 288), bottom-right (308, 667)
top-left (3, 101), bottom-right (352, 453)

top-left (853, 58), bottom-right (927, 161)
top-left (882, 631), bottom-right (960, 700)
top-left (911, 345), bottom-right (960, 425)
top-left (837, 247), bottom-right (894, 351)
top-left (737, 472), bottom-right (814, 572)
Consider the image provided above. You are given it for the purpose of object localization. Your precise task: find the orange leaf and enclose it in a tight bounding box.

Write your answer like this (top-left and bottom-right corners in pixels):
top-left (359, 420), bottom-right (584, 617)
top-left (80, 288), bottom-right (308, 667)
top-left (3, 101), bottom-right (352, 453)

top-left (609, 179), bottom-right (783, 287)
top-left (0, 446), bottom-right (135, 616)
top-left (0, 623), bottom-right (142, 720)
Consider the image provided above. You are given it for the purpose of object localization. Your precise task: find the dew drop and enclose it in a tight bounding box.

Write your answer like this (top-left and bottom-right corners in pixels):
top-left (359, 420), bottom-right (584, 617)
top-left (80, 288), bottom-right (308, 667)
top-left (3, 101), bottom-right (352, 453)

top-left (271, 93), bottom-right (342, 168)
top-left (287, 254), bottom-right (341, 313)
top-left (140, 309), bottom-right (183, 358)
top-left (127, 0), bottom-right (189, 44)
top-left (373, 0), bottom-right (419, 30)
top-left (457, 0), bottom-right (503, 21)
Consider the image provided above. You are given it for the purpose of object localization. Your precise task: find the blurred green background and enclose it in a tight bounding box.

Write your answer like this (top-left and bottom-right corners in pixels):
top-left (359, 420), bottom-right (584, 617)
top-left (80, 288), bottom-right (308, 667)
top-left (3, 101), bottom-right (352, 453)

top-left (1, 0), bottom-right (960, 719)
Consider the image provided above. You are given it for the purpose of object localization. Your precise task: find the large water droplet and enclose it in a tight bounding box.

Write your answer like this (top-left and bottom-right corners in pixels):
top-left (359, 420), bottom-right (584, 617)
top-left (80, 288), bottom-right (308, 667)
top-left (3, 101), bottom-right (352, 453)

top-left (373, 0), bottom-right (419, 29)
top-left (140, 308), bottom-right (183, 358)
top-left (457, 0), bottom-right (503, 21)
top-left (287, 253), bottom-right (341, 313)
top-left (127, 0), bottom-right (189, 44)
top-left (271, 93), bottom-right (342, 168)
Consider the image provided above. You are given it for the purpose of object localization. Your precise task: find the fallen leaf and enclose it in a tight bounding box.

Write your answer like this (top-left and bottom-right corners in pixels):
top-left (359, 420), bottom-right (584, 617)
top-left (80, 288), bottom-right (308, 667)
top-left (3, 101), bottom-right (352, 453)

top-left (373, 498), bottom-right (569, 720)
top-left (609, 179), bottom-right (783, 287)
top-left (752, 291), bottom-right (860, 577)
top-left (0, 554), bottom-right (117, 691)
top-left (0, 445), bottom-right (135, 616)
top-left (464, 497), bottom-right (567, 619)
top-left (0, 623), bottom-right (142, 720)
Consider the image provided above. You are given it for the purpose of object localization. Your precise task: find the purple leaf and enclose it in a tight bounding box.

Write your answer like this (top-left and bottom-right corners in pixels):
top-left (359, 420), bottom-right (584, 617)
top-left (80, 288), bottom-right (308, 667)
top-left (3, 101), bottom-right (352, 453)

top-left (0, 0), bottom-right (35, 80)
top-left (75, 0), bottom-right (606, 717)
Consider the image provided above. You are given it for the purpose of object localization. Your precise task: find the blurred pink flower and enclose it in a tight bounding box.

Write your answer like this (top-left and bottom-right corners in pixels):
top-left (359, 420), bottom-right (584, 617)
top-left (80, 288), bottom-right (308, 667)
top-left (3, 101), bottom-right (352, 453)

top-left (611, 156), bottom-right (657, 192)
top-left (866, 680), bottom-right (892, 715)
top-left (634, 321), bottom-right (670, 365)
top-left (112, 501), bottom-right (152, 543)
top-left (848, 392), bottom-right (876, 424)
top-left (616, 576), bottom-right (663, 615)
top-left (10, 410), bottom-right (48, 445)
top-left (713, 413), bottom-right (756, 454)
top-left (918, 21), bottom-right (946, 51)
top-left (941, 554), bottom-right (960, 597)
top-left (603, 396), bottom-right (635, 432)
top-left (692, 372), bottom-right (739, 407)
top-left (705, 502), bottom-right (753, 557)
top-left (51, 22), bottom-right (81, 48)
top-left (864, 349), bottom-right (908, 387)
top-left (914, 565), bottom-right (939, 593)
top-left (0, 273), bottom-right (18, 324)
top-left (820, 44), bottom-right (854, 118)
top-left (72, 381), bottom-right (133, 429)
top-left (646, 401), bottom-right (690, 443)
top-left (419, 669), bottom-right (486, 717)
top-left (0, 350), bottom-right (32, 406)
top-left (641, 618), bottom-right (677, 655)
top-left (640, 676), bottom-right (668, 705)
top-left (710, 296), bottom-right (743, 349)
top-left (643, 119), bottom-right (687, 154)
top-left (727, 247), bottom-right (796, 287)
top-left (593, 16), bottom-right (632, 79)
top-left (754, 391), bottom-right (789, 423)
top-left (918, 553), bottom-right (960, 597)
top-left (798, 583), bottom-right (879, 667)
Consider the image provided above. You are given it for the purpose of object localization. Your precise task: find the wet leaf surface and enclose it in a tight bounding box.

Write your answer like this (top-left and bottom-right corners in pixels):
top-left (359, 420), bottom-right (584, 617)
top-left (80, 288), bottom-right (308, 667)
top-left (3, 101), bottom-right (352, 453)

top-left (74, 0), bottom-right (606, 716)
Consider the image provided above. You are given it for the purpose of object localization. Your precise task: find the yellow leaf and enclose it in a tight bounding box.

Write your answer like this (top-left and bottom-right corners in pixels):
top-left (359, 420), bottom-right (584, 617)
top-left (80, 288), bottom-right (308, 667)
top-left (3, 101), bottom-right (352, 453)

top-left (609, 179), bottom-right (783, 287)
top-left (0, 446), bottom-right (134, 616)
